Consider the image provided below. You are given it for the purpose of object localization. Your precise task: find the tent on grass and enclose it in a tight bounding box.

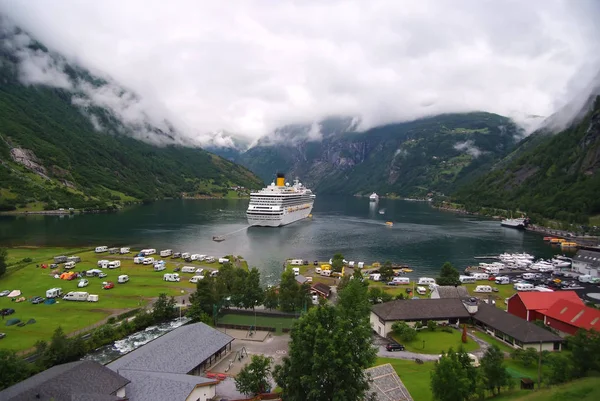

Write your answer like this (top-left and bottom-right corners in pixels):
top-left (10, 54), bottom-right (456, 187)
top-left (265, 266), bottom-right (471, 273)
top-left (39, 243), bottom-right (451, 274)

top-left (8, 290), bottom-right (21, 298)
top-left (5, 318), bottom-right (21, 326)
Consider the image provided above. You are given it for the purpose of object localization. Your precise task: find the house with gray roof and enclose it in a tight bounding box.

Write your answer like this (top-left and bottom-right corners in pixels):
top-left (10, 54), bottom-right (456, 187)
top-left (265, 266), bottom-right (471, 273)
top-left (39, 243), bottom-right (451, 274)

top-left (0, 360), bottom-right (129, 401)
top-left (572, 249), bottom-right (600, 277)
top-left (430, 286), bottom-right (469, 299)
top-left (365, 363), bottom-right (413, 401)
top-left (107, 322), bottom-right (232, 401)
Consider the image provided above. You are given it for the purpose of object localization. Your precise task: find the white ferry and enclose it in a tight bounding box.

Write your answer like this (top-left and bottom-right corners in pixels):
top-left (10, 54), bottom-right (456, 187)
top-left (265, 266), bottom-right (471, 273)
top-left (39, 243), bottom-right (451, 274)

top-left (246, 173), bottom-right (315, 227)
top-left (369, 192), bottom-right (379, 202)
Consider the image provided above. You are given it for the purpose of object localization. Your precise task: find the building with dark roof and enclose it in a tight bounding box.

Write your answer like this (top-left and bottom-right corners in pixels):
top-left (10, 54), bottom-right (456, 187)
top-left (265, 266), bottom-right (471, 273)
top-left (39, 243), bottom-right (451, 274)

top-left (572, 249), bottom-right (600, 277)
top-left (430, 286), bottom-right (469, 299)
top-left (0, 360), bottom-right (129, 401)
top-left (473, 303), bottom-right (563, 351)
top-left (370, 299), bottom-right (471, 336)
top-left (365, 363), bottom-right (413, 401)
top-left (543, 299), bottom-right (600, 336)
top-left (106, 322), bottom-right (232, 401)
top-left (312, 283), bottom-right (331, 297)
top-left (295, 274), bottom-right (308, 285)
top-left (506, 291), bottom-right (583, 322)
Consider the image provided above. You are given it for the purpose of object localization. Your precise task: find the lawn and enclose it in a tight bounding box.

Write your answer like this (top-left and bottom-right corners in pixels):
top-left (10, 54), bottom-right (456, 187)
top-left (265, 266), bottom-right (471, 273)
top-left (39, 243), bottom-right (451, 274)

top-left (0, 247), bottom-right (229, 352)
top-left (491, 378), bottom-right (600, 401)
top-left (5, 246), bottom-right (89, 267)
top-left (218, 313), bottom-right (297, 333)
top-left (392, 328), bottom-right (480, 354)
top-left (464, 283), bottom-right (517, 310)
top-left (471, 330), bottom-right (516, 354)
top-left (375, 357), bottom-right (436, 401)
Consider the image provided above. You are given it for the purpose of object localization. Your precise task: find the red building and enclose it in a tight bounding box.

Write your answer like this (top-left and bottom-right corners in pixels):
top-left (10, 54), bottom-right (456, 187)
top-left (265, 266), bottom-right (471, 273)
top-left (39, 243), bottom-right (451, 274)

top-left (543, 299), bottom-right (600, 336)
top-left (506, 291), bottom-right (583, 322)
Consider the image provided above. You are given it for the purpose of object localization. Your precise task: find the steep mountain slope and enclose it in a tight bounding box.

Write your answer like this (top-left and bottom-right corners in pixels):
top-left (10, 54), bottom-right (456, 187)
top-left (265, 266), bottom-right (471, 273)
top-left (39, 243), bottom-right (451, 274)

top-left (0, 25), bottom-right (262, 211)
top-left (453, 96), bottom-right (600, 223)
top-left (236, 113), bottom-right (521, 197)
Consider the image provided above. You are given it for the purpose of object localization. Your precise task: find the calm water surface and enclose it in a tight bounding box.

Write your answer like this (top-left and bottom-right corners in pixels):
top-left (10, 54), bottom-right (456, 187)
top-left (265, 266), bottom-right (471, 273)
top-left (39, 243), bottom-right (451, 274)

top-left (0, 196), bottom-right (559, 284)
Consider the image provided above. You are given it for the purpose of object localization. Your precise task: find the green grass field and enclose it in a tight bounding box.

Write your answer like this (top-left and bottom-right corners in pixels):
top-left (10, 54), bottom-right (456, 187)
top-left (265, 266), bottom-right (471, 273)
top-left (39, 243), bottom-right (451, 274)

top-left (5, 246), bottom-right (87, 267)
top-left (0, 247), bottom-right (229, 352)
top-left (491, 378), bottom-right (600, 401)
top-left (392, 329), bottom-right (480, 354)
top-left (375, 357), bottom-right (436, 401)
top-left (218, 313), bottom-right (298, 333)
top-left (471, 330), bottom-right (516, 354)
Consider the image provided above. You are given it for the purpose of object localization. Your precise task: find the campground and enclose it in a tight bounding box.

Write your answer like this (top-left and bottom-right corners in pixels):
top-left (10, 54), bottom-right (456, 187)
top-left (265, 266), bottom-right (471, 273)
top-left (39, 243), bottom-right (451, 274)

top-left (0, 246), bottom-right (233, 352)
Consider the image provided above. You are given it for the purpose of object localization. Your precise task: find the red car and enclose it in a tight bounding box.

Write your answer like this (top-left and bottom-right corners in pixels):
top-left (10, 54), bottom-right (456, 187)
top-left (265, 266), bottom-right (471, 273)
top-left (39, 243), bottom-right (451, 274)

top-left (103, 282), bottom-right (114, 290)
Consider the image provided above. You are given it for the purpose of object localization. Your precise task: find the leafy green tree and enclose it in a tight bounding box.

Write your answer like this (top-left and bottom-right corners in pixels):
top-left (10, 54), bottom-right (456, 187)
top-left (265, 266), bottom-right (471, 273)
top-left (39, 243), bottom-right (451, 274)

top-left (0, 247), bottom-right (7, 277)
top-left (0, 349), bottom-right (31, 391)
top-left (235, 355), bottom-right (273, 396)
top-left (188, 276), bottom-right (219, 316)
top-left (480, 344), bottom-right (511, 395)
top-left (152, 293), bottom-right (177, 322)
top-left (437, 262), bottom-right (460, 286)
top-left (331, 253), bottom-right (344, 272)
top-left (367, 287), bottom-right (393, 304)
top-left (427, 320), bottom-right (437, 331)
top-left (546, 352), bottom-right (573, 385)
top-left (230, 267), bottom-right (249, 307)
top-left (379, 260), bottom-right (394, 282)
top-left (279, 268), bottom-right (300, 312)
top-left (430, 349), bottom-right (471, 401)
top-left (337, 274), bottom-right (351, 291)
top-left (517, 347), bottom-right (539, 368)
top-left (263, 286), bottom-right (279, 310)
top-left (569, 329), bottom-right (600, 377)
top-left (391, 321), bottom-right (417, 342)
top-left (242, 267), bottom-right (264, 309)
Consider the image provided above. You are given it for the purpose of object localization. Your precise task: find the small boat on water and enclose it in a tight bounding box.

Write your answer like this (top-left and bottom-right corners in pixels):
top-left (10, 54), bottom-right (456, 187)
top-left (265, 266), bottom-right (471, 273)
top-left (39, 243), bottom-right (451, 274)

top-left (212, 236), bottom-right (225, 242)
top-left (543, 236), bottom-right (555, 241)
top-left (561, 242), bottom-right (578, 248)
top-left (379, 208), bottom-right (385, 215)
top-left (385, 221), bottom-right (393, 227)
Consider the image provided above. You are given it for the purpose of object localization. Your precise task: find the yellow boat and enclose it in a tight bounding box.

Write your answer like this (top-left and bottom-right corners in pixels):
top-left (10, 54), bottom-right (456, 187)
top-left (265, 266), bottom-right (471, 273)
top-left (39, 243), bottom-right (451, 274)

top-left (385, 221), bottom-right (394, 226)
top-left (561, 242), bottom-right (578, 248)
top-left (550, 238), bottom-right (566, 243)
top-left (402, 268), bottom-right (413, 273)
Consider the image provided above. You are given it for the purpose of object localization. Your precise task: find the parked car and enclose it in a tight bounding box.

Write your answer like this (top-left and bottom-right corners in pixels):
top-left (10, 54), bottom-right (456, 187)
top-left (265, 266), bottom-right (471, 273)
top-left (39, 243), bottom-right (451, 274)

top-left (387, 281), bottom-right (399, 286)
top-left (1, 308), bottom-right (15, 316)
top-left (173, 267), bottom-right (181, 272)
top-left (31, 296), bottom-right (45, 304)
top-left (0, 290), bottom-right (10, 297)
top-left (78, 279), bottom-right (89, 288)
top-left (98, 272), bottom-right (107, 278)
top-left (386, 343), bottom-right (405, 352)
top-left (103, 282), bottom-right (115, 290)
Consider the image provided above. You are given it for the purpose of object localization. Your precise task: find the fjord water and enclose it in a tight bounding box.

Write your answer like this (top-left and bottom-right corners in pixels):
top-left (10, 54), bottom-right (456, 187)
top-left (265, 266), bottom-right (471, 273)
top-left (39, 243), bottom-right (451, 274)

top-left (0, 196), bottom-right (557, 284)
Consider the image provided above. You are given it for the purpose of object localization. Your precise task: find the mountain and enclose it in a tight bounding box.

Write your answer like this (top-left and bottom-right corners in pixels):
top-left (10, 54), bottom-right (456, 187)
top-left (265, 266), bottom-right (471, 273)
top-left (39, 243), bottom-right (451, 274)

top-left (453, 95), bottom-right (600, 224)
top-left (0, 24), bottom-right (262, 211)
top-left (235, 113), bottom-right (521, 197)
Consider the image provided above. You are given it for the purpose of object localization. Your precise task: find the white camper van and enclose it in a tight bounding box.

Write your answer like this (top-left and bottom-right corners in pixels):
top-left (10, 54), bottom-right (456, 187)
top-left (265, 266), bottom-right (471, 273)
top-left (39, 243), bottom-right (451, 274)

top-left (210, 270), bottom-right (219, 277)
top-left (154, 264), bottom-right (166, 272)
top-left (160, 249), bottom-right (173, 257)
top-left (472, 273), bottom-right (489, 280)
top-left (416, 286), bottom-right (428, 295)
top-left (181, 252), bottom-right (190, 260)
top-left (195, 268), bottom-right (204, 275)
top-left (579, 275), bottom-right (593, 283)
top-left (108, 260), bottom-right (121, 269)
top-left (418, 277), bottom-right (436, 285)
top-left (117, 275), bottom-right (129, 284)
top-left (64, 261), bottom-right (76, 270)
top-left (189, 275), bottom-right (204, 283)
top-left (315, 267), bottom-right (322, 274)
top-left (522, 273), bottom-right (536, 280)
top-left (348, 261), bottom-right (355, 267)
top-left (357, 262), bottom-right (365, 268)
top-left (514, 283), bottom-right (535, 291)
top-left (97, 260), bottom-right (109, 268)
top-left (164, 273), bottom-right (180, 282)
top-left (290, 259), bottom-right (303, 266)
top-left (46, 288), bottom-right (63, 299)
top-left (190, 254), bottom-right (200, 261)
top-left (321, 270), bottom-right (332, 277)
top-left (495, 276), bottom-right (510, 285)
top-left (369, 273), bottom-right (381, 281)
top-left (218, 258), bottom-right (230, 264)
top-left (459, 275), bottom-right (476, 284)
top-left (292, 267), bottom-right (300, 276)
top-left (392, 277), bottom-right (410, 285)
top-left (63, 291), bottom-right (89, 301)
top-left (142, 257), bottom-right (154, 265)
top-left (120, 247), bottom-right (130, 254)
top-left (134, 256), bottom-right (144, 264)
top-left (87, 294), bottom-right (99, 302)
top-left (146, 249), bottom-right (156, 255)
top-left (474, 285), bottom-right (492, 293)
top-left (181, 266), bottom-right (197, 274)
top-left (95, 246), bottom-right (108, 253)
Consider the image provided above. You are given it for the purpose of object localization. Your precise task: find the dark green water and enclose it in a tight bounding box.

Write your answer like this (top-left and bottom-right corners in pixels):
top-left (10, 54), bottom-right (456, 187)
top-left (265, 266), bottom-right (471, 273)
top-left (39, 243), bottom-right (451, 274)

top-left (0, 196), bottom-right (560, 284)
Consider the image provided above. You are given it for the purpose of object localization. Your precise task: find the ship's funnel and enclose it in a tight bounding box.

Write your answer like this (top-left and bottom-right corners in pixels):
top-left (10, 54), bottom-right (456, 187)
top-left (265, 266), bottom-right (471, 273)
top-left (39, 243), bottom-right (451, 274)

top-left (276, 173), bottom-right (285, 187)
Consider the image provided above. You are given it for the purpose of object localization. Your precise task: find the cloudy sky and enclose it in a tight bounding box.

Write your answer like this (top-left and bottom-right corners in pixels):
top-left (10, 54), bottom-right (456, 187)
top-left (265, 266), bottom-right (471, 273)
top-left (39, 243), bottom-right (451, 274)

top-left (1, 0), bottom-right (599, 144)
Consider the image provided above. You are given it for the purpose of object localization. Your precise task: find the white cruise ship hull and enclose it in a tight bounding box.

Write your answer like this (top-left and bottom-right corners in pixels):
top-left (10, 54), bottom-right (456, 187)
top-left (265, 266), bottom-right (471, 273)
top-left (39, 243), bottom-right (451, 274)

top-left (247, 203), bottom-right (313, 227)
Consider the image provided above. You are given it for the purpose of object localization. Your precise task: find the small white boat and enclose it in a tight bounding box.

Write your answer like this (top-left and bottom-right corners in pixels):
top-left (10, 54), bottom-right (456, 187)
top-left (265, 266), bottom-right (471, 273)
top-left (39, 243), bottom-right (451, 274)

top-left (378, 208), bottom-right (385, 215)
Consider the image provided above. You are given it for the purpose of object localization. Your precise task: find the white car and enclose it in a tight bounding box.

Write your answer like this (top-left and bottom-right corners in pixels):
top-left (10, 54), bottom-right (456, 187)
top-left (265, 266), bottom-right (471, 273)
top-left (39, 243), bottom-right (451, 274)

top-left (98, 272), bottom-right (107, 278)
top-left (78, 279), bottom-right (89, 288)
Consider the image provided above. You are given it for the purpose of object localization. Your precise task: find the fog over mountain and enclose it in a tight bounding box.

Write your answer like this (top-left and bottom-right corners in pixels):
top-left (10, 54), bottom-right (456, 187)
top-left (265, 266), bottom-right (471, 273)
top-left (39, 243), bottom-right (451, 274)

top-left (1, 0), bottom-right (599, 147)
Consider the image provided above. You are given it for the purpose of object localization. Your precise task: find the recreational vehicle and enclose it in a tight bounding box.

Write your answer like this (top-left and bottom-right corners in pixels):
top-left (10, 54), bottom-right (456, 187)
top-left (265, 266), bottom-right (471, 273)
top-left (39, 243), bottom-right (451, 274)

top-left (579, 275), bottom-right (593, 283)
top-left (142, 257), bottom-right (154, 265)
top-left (86, 269), bottom-right (102, 277)
top-left (63, 291), bottom-right (89, 301)
top-left (290, 259), bottom-right (303, 266)
top-left (46, 288), bottom-right (63, 299)
top-left (292, 267), bottom-right (300, 276)
top-left (218, 258), bottom-right (230, 264)
top-left (474, 285), bottom-right (492, 293)
top-left (357, 262), bottom-right (365, 268)
top-left (210, 270), bottom-right (219, 277)
top-left (181, 266), bottom-right (197, 274)
top-left (522, 273), bottom-right (536, 280)
top-left (64, 261), bottom-right (76, 270)
top-left (315, 267), bottom-right (322, 274)
top-left (495, 276), bottom-right (510, 285)
top-left (348, 261), bottom-right (355, 267)
top-left (369, 273), bottom-right (381, 281)
top-left (87, 294), bottom-right (99, 302)
top-left (416, 286), bottom-right (428, 295)
top-left (95, 246), bottom-right (108, 253)
top-left (471, 273), bottom-right (489, 280)
top-left (205, 257), bottom-right (216, 263)
top-left (117, 275), bottom-right (129, 284)
top-left (392, 277), bottom-right (410, 285)
top-left (160, 249), bottom-right (173, 257)
top-left (108, 247), bottom-right (119, 254)
top-left (67, 256), bottom-right (81, 263)
top-left (97, 260), bottom-right (109, 269)
top-left (108, 261), bottom-right (121, 269)
top-left (54, 255), bottom-right (67, 263)
top-left (321, 270), bottom-right (332, 277)
top-left (190, 254), bottom-right (201, 261)
top-left (134, 256), bottom-right (144, 264)
top-left (164, 273), bottom-right (180, 282)
top-left (181, 252), bottom-right (191, 260)
top-left (189, 275), bottom-right (204, 283)
top-left (120, 247), bottom-right (130, 254)
top-left (459, 275), bottom-right (476, 284)
top-left (146, 249), bottom-right (156, 255)
top-left (514, 283), bottom-right (535, 291)
top-left (195, 268), bottom-right (204, 275)
top-left (418, 277), bottom-right (436, 285)
top-left (154, 264), bottom-right (166, 272)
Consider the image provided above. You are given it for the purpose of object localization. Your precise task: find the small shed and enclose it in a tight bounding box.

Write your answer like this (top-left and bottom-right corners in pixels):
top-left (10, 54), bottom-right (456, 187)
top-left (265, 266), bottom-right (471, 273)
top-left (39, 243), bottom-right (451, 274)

top-left (520, 378), bottom-right (534, 390)
top-left (295, 274), bottom-right (308, 285)
top-left (312, 283), bottom-right (331, 297)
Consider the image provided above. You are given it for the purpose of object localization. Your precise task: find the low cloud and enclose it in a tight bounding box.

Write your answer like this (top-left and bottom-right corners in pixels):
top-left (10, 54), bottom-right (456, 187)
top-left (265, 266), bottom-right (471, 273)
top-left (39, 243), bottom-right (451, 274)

top-left (454, 140), bottom-right (483, 158)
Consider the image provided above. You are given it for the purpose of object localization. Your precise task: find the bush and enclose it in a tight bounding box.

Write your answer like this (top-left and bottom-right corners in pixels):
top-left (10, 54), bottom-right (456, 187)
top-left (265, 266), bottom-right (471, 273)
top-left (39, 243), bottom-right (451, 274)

top-left (107, 317), bottom-right (116, 324)
top-left (414, 321), bottom-right (423, 329)
top-left (22, 257), bottom-right (32, 263)
top-left (392, 321), bottom-right (418, 342)
top-left (427, 320), bottom-right (437, 331)
top-left (440, 326), bottom-right (453, 333)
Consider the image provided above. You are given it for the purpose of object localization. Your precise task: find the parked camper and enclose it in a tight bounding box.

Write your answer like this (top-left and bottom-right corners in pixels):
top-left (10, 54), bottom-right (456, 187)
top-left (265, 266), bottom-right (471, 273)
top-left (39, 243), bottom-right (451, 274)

top-left (290, 259), bottom-right (303, 266)
top-left (357, 262), bottom-right (365, 268)
top-left (369, 273), bottom-right (381, 281)
top-left (142, 257), bottom-right (154, 265)
top-left (117, 275), bottom-right (129, 284)
top-left (315, 267), bottom-right (322, 274)
top-left (86, 269), bottom-right (102, 277)
top-left (64, 261), bottom-right (76, 270)
top-left (108, 247), bottom-right (119, 254)
top-left (181, 266), bottom-right (197, 274)
top-left (67, 256), bottom-right (81, 263)
top-left (146, 249), bottom-right (156, 255)
top-left (190, 254), bottom-right (201, 261)
top-left (219, 258), bottom-right (230, 264)
top-left (522, 273), bottom-right (536, 280)
top-left (472, 273), bottom-right (489, 280)
top-left (46, 288), bottom-right (63, 299)
top-left (205, 257), bottom-right (216, 263)
top-left (97, 260), bottom-right (109, 268)
top-left (306, 276), bottom-right (313, 283)
top-left (108, 260), bottom-right (121, 269)
top-left (189, 275), bottom-right (204, 283)
top-left (210, 270), bottom-right (219, 277)
top-left (160, 249), bottom-right (173, 257)
top-left (134, 256), bottom-right (144, 264)
top-left (95, 246), bottom-right (108, 253)
top-left (54, 255), bottom-right (68, 263)
top-left (392, 277), bottom-right (410, 285)
top-left (164, 273), bottom-right (180, 282)
top-left (172, 252), bottom-right (181, 259)
top-left (514, 283), bottom-right (535, 291)
top-left (154, 264), bottom-right (166, 272)
top-left (181, 252), bottom-right (191, 260)
top-left (292, 267), bottom-right (300, 276)
top-left (459, 275), bottom-right (476, 284)
top-left (120, 247), bottom-right (130, 254)
top-left (483, 267), bottom-right (500, 275)
top-left (348, 261), bottom-right (355, 267)
top-left (416, 286), bottom-right (428, 295)
top-left (474, 285), bottom-right (492, 293)
top-left (495, 276), bottom-right (510, 285)
top-left (579, 274), bottom-right (593, 283)
top-left (418, 277), bottom-right (436, 285)
top-left (321, 270), bottom-right (332, 277)
top-left (63, 291), bottom-right (89, 301)
top-left (195, 268), bottom-right (204, 275)
top-left (87, 294), bottom-right (99, 302)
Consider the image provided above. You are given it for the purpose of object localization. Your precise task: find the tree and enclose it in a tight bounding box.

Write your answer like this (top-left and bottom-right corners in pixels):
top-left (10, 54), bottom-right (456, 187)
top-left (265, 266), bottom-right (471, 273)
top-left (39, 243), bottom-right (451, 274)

top-left (243, 267), bottom-right (264, 309)
top-left (188, 276), bottom-right (219, 316)
top-left (480, 345), bottom-right (511, 395)
top-left (461, 324), bottom-right (467, 344)
top-left (152, 293), bottom-right (177, 322)
top-left (235, 355), bottom-right (273, 396)
top-left (367, 287), bottom-right (393, 304)
top-left (569, 329), bottom-right (600, 377)
top-left (546, 352), bottom-right (573, 385)
top-left (0, 349), bottom-right (31, 391)
top-left (264, 286), bottom-right (279, 310)
top-left (274, 280), bottom-right (376, 401)
top-left (0, 247), bottom-right (7, 277)
top-left (379, 260), bottom-right (394, 282)
top-left (427, 320), bottom-right (437, 331)
top-left (230, 267), bottom-right (249, 307)
top-left (437, 262), bottom-right (460, 286)
top-left (331, 253), bottom-right (344, 273)
top-left (279, 268), bottom-right (300, 312)
top-left (391, 321), bottom-right (417, 342)
top-left (430, 349), bottom-right (472, 401)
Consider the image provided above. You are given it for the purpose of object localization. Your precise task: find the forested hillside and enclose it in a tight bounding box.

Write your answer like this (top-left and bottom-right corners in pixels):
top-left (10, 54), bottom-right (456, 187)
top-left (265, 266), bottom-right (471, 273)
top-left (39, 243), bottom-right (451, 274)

top-left (454, 96), bottom-right (600, 223)
top-left (0, 26), bottom-right (262, 211)
top-left (236, 113), bottom-right (521, 197)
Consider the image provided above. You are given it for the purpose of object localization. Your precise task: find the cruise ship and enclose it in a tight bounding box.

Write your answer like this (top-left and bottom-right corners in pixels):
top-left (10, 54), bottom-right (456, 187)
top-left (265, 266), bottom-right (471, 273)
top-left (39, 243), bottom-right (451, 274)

top-left (246, 173), bottom-right (315, 227)
top-left (369, 192), bottom-right (379, 202)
